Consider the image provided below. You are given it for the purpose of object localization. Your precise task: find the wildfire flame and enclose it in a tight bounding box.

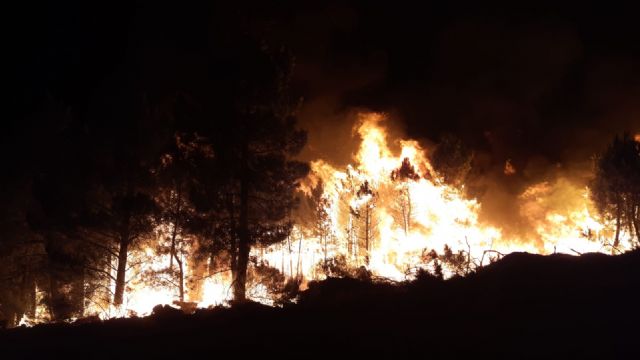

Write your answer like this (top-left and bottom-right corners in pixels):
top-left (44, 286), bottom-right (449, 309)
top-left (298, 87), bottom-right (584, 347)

top-left (263, 113), bottom-right (631, 278)
top-left (20, 112), bottom-right (633, 325)
top-left (260, 113), bottom-right (625, 284)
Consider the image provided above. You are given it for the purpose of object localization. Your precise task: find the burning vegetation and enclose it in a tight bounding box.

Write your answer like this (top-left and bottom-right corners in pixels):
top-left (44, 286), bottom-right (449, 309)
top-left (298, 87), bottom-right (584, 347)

top-left (2, 109), bottom-right (637, 328)
top-left (2, 13), bottom-right (640, 331)
top-left (6, 5), bottom-right (640, 358)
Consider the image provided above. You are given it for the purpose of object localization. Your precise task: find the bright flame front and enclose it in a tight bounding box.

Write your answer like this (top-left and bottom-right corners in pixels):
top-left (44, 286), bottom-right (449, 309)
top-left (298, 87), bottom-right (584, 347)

top-left (21, 112), bottom-right (634, 325)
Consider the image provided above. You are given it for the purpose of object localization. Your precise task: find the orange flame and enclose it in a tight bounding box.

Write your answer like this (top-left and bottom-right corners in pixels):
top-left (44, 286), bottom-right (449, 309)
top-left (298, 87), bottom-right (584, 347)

top-left (22, 112), bottom-right (632, 325)
top-left (260, 113), bottom-right (629, 283)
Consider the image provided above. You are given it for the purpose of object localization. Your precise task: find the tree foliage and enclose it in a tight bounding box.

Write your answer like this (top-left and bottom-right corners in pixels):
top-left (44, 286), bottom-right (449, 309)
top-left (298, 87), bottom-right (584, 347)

top-left (431, 134), bottom-right (473, 188)
top-left (590, 133), bottom-right (640, 248)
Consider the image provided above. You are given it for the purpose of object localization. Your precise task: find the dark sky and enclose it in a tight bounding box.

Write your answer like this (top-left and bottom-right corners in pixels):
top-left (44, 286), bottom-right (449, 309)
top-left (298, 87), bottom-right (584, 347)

top-left (8, 2), bottom-right (640, 195)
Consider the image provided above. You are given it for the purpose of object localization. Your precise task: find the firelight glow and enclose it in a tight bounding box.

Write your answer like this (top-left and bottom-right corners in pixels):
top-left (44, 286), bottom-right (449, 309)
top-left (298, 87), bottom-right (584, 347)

top-left (24, 112), bottom-right (633, 323)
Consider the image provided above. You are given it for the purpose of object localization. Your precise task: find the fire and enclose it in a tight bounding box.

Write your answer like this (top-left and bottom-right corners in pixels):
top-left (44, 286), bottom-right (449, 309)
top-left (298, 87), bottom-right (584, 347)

top-left (17, 286), bottom-right (49, 326)
top-left (518, 179), bottom-right (609, 254)
top-left (200, 274), bottom-right (233, 308)
top-left (259, 113), bottom-right (629, 283)
top-left (273, 113), bottom-right (633, 276)
top-left (635, 133), bottom-right (640, 142)
top-left (16, 112), bottom-right (633, 325)
top-left (84, 113), bottom-right (636, 315)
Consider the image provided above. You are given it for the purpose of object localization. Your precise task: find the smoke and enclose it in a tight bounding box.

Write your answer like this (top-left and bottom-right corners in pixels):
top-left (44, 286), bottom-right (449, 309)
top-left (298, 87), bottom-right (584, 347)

top-left (282, 6), bottom-right (640, 248)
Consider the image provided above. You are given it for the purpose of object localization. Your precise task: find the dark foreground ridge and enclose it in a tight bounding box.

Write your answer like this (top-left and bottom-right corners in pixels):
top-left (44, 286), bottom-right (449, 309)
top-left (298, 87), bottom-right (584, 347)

top-left (2, 251), bottom-right (639, 358)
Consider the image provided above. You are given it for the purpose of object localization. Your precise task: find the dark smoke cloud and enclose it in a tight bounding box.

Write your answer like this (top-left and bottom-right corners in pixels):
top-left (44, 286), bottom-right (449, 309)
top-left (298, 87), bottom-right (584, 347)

top-left (282, 4), bottom-right (640, 162)
top-left (273, 2), bottom-right (640, 238)
top-left (8, 2), bottom-right (640, 238)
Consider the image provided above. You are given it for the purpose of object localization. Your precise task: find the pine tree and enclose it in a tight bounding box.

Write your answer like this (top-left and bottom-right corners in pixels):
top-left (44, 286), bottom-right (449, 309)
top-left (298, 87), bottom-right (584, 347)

top-left (591, 133), bottom-right (640, 248)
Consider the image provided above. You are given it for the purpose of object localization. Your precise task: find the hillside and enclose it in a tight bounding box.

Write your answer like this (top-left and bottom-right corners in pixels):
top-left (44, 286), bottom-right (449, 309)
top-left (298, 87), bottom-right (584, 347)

top-left (2, 251), bottom-right (639, 358)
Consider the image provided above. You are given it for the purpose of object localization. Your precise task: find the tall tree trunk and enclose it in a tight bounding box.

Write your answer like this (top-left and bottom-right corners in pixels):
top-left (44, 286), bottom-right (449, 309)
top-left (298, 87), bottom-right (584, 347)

top-left (364, 206), bottom-right (370, 265)
top-left (401, 187), bottom-right (409, 236)
top-left (280, 241), bottom-right (284, 274)
top-left (105, 251), bottom-right (112, 305)
top-left (169, 182), bottom-right (182, 271)
top-left (631, 202), bottom-right (640, 245)
top-left (233, 141), bottom-right (250, 302)
top-left (297, 231), bottom-right (303, 279)
top-left (634, 209), bottom-right (640, 245)
top-left (288, 233), bottom-right (293, 277)
top-left (72, 266), bottom-right (85, 317)
top-left (347, 218), bottom-right (353, 257)
top-left (226, 195), bottom-right (238, 281)
top-left (351, 218), bottom-right (357, 259)
top-left (406, 188), bottom-right (412, 234)
top-left (114, 183), bottom-right (133, 307)
top-left (614, 200), bottom-right (622, 249)
top-left (48, 272), bottom-right (58, 321)
top-left (113, 228), bottom-right (130, 307)
top-left (23, 265), bottom-right (36, 319)
top-left (174, 255), bottom-right (185, 302)
top-left (323, 234), bottom-right (327, 265)
top-left (402, 203), bottom-right (408, 236)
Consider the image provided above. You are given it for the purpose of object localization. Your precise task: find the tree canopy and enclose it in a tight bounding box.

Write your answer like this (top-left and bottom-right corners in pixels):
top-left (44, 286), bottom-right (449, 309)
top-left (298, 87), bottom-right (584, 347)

top-left (591, 133), bottom-right (640, 249)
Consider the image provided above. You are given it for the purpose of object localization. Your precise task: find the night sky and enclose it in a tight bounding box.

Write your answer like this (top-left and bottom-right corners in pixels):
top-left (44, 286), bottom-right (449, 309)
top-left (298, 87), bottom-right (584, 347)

top-left (8, 2), bottom-right (640, 203)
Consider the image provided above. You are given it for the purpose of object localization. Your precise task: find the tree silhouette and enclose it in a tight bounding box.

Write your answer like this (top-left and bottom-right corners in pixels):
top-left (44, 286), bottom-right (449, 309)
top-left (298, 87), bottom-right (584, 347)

top-left (27, 102), bottom-right (98, 321)
top-left (431, 134), bottom-right (473, 188)
top-left (152, 133), bottom-right (211, 303)
top-left (182, 39), bottom-right (309, 302)
top-left (75, 94), bottom-right (164, 308)
top-left (591, 133), bottom-right (640, 248)
top-left (308, 180), bottom-right (333, 267)
top-left (353, 180), bottom-right (377, 265)
top-left (391, 157), bottom-right (420, 236)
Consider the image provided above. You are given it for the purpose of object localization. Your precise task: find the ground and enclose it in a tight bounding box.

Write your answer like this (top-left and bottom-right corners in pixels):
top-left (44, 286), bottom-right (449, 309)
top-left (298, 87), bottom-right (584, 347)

top-left (1, 251), bottom-right (639, 358)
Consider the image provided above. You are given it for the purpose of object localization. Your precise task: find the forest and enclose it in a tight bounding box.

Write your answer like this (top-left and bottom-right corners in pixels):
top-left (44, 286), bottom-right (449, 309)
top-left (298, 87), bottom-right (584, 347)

top-left (2, 2), bottom-right (640, 357)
